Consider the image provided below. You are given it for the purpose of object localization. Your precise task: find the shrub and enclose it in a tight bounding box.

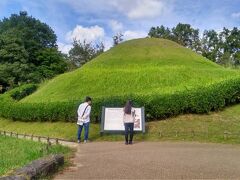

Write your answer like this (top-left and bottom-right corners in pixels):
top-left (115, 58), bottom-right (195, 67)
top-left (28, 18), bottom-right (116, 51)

top-left (0, 79), bottom-right (240, 122)
top-left (10, 84), bottom-right (38, 101)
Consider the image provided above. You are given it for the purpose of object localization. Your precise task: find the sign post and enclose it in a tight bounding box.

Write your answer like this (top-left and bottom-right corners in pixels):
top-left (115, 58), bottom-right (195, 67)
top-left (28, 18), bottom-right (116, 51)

top-left (100, 107), bottom-right (145, 134)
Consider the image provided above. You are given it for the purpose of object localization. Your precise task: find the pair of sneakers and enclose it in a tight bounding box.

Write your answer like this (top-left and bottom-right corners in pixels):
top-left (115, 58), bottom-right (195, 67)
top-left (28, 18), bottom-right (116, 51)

top-left (78, 140), bottom-right (87, 143)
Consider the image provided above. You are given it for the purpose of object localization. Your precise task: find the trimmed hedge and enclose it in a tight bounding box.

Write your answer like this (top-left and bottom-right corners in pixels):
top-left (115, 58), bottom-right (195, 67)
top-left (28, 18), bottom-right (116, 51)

top-left (0, 79), bottom-right (240, 122)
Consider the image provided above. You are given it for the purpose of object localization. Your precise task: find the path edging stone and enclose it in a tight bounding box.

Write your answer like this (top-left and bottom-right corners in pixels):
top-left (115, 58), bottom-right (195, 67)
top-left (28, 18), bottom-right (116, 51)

top-left (1, 154), bottom-right (64, 180)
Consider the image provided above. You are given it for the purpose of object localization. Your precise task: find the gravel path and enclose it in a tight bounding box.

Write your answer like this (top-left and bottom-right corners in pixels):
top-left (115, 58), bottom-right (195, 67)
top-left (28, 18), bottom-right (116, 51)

top-left (55, 141), bottom-right (240, 179)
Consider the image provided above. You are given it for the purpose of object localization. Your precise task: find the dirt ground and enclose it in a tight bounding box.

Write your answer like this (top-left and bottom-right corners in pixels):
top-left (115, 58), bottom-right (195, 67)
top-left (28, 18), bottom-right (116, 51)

top-left (55, 141), bottom-right (240, 179)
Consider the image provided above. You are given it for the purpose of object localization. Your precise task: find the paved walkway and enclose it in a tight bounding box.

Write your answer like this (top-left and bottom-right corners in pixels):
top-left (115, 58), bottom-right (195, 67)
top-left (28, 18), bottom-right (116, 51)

top-left (54, 141), bottom-right (240, 179)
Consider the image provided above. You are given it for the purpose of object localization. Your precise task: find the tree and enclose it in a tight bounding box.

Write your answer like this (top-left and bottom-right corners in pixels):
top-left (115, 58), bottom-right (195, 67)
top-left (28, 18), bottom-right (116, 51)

top-left (0, 11), bottom-right (67, 89)
top-left (191, 29), bottom-right (202, 52)
top-left (0, 32), bottom-right (30, 86)
top-left (148, 23), bottom-right (240, 68)
top-left (148, 24), bottom-right (200, 52)
top-left (201, 30), bottom-right (220, 62)
top-left (148, 25), bottom-right (172, 39)
top-left (113, 33), bottom-right (123, 46)
top-left (219, 28), bottom-right (232, 54)
top-left (35, 48), bottom-right (67, 79)
top-left (234, 52), bottom-right (240, 66)
top-left (219, 27), bottom-right (240, 66)
top-left (69, 39), bottom-right (104, 67)
top-left (172, 23), bottom-right (200, 50)
top-left (219, 51), bottom-right (232, 66)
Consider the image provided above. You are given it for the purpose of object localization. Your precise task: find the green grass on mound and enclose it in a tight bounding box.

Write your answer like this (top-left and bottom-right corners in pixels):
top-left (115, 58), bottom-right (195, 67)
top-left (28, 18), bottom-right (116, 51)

top-left (23, 38), bottom-right (239, 102)
top-left (1, 104), bottom-right (240, 144)
top-left (1, 38), bottom-right (240, 121)
top-left (0, 135), bottom-right (70, 176)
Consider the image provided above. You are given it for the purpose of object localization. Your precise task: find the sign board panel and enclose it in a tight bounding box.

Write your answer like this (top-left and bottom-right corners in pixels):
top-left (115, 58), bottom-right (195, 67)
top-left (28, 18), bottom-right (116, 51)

top-left (101, 107), bottom-right (145, 133)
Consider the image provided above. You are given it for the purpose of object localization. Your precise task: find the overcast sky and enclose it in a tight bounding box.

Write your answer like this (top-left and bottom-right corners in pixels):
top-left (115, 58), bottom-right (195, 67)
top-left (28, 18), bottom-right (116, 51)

top-left (0, 0), bottom-right (240, 53)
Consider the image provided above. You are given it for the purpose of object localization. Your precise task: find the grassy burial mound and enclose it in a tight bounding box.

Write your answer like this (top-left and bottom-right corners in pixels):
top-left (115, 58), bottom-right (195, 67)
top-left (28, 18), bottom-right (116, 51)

top-left (0, 38), bottom-right (240, 121)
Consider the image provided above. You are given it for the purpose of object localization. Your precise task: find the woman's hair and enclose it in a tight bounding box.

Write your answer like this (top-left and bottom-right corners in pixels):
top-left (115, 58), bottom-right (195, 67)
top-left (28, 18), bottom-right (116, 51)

top-left (124, 100), bottom-right (132, 114)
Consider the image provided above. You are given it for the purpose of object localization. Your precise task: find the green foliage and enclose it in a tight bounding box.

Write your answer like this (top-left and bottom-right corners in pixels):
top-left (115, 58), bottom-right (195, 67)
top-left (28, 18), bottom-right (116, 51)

top-left (113, 33), bottom-right (124, 46)
top-left (149, 23), bottom-right (201, 51)
top-left (148, 25), bottom-right (172, 39)
top-left (0, 135), bottom-right (70, 176)
top-left (149, 24), bottom-right (240, 67)
top-left (68, 39), bottom-right (104, 67)
top-left (0, 32), bottom-right (30, 86)
top-left (0, 11), bottom-right (67, 88)
top-left (35, 48), bottom-right (67, 79)
top-left (201, 30), bottom-right (220, 61)
top-left (219, 52), bottom-right (232, 66)
top-left (1, 78), bottom-right (240, 122)
top-left (10, 84), bottom-right (38, 101)
top-left (172, 23), bottom-right (200, 51)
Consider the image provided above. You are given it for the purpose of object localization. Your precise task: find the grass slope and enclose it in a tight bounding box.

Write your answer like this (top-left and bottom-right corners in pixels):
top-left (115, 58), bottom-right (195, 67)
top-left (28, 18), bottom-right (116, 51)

top-left (22, 38), bottom-right (240, 103)
top-left (0, 135), bottom-right (70, 176)
top-left (1, 104), bottom-right (240, 144)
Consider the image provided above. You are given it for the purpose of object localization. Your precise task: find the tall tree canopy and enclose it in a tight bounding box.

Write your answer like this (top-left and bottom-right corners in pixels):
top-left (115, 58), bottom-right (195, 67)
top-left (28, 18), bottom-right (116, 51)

top-left (0, 11), bottom-right (67, 89)
top-left (201, 30), bottom-right (220, 62)
top-left (172, 23), bottom-right (200, 50)
top-left (69, 39), bottom-right (104, 67)
top-left (148, 25), bottom-right (172, 39)
top-left (149, 24), bottom-right (240, 67)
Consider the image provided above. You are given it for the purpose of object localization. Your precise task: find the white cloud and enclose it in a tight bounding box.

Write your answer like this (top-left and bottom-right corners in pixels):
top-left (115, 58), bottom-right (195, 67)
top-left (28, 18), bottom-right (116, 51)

top-left (66, 25), bottom-right (105, 43)
top-left (57, 42), bottom-right (72, 54)
top-left (123, 30), bottom-right (147, 40)
top-left (127, 0), bottom-right (165, 19)
top-left (59, 25), bottom-right (110, 53)
top-left (58, 24), bottom-right (148, 54)
top-left (232, 12), bottom-right (240, 18)
top-left (109, 20), bottom-right (123, 32)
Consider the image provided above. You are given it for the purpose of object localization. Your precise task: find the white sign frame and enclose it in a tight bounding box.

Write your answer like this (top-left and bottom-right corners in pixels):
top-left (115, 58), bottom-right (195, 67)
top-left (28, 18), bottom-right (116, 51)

top-left (100, 107), bottom-right (145, 133)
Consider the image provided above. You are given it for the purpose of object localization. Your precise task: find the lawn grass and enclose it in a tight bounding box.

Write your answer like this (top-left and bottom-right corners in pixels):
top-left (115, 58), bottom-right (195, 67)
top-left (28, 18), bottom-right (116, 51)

top-left (0, 135), bottom-right (71, 176)
top-left (1, 104), bottom-right (240, 144)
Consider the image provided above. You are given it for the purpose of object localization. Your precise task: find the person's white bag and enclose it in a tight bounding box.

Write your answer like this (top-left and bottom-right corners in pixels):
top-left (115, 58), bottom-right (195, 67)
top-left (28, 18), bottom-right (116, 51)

top-left (77, 105), bottom-right (89, 125)
top-left (77, 118), bottom-right (84, 126)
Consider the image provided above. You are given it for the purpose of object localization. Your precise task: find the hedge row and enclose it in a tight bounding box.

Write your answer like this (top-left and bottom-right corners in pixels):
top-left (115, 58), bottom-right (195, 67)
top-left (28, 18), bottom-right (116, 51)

top-left (0, 79), bottom-right (240, 122)
top-left (10, 84), bottom-right (38, 100)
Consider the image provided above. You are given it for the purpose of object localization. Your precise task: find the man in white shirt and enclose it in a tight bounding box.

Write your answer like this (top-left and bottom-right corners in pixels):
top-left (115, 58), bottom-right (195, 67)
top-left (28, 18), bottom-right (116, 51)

top-left (77, 96), bottom-right (92, 143)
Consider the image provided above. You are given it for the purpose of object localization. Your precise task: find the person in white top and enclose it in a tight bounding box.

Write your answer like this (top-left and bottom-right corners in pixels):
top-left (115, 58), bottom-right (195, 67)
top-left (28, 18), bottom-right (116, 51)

top-left (123, 100), bottom-right (135, 145)
top-left (77, 96), bottom-right (92, 143)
